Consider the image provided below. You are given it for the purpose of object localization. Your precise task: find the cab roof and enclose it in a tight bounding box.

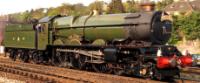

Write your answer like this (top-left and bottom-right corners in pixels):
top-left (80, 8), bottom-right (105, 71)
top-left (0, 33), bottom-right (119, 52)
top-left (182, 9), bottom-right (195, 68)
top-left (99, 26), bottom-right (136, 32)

top-left (39, 15), bottom-right (62, 23)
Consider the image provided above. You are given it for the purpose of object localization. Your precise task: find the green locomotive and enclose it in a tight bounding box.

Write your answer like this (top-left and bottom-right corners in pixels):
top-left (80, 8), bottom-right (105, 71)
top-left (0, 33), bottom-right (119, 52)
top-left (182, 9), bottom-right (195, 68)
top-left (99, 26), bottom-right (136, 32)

top-left (3, 11), bottom-right (193, 80)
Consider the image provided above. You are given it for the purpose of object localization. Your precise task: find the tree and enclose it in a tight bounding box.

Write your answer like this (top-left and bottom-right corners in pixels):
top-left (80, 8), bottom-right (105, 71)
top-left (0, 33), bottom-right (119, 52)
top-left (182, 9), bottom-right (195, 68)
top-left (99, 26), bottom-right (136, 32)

top-left (169, 12), bottom-right (200, 44)
top-left (47, 7), bottom-right (60, 16)
top-left (124, 0), bottom-right (139, 13)
top-left (168, 16), bottom-right (182, 44)
top-left (30, 8), bottom-right (46, 19)
top-left (59, 3), bottom-right (73, 15)
top-left (21, 10), bottom-right (31, 23)
top-left (156, 0), bottom-right (174, 10)
top-left (180, 12), bottom-right (200, 40)
top-left (47, 4), bottom-right (73, 16)
top-left (107, 0), bottom-right (125, 14)
top-left (73, 3), bottom-right (88, 15)
top-left (8, 13), bottom-right (27, 23)
top-left (88, 1), bottom-right (104, 14)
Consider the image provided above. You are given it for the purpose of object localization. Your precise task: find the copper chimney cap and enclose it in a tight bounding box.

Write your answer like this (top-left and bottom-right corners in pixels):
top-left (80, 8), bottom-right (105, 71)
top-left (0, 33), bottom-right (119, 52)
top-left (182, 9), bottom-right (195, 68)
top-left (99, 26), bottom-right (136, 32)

top-left (140, 2), bottom-right (155, 12)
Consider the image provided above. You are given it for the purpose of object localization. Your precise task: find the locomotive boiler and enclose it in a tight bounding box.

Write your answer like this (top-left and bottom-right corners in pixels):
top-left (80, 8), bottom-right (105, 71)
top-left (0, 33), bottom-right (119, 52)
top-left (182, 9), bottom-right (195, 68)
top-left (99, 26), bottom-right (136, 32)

top-left (50, 11), bottom-right (172, 46)
top-left (3, 11), bottom-right (193, 80)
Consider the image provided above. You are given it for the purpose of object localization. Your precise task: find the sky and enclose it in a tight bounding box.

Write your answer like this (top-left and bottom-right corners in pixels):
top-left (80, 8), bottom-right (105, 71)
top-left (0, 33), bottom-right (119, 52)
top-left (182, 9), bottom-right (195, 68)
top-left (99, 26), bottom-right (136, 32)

top-left (0, 0), bottom-right (159, 15)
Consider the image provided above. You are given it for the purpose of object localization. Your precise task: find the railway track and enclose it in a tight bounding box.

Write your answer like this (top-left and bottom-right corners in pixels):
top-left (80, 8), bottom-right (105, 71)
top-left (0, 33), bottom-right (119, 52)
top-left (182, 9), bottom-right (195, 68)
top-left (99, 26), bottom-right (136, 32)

top-left (0, 58), bottom-right (92, 83)
top-left (0, 56), bottom-right (161, 83)
top-left (180, 67), bottom-right (200, 82)
top-left (181, 67), bottom-right (200, 74)
top-left (0, 56), bottom-right (198, 83)
top-left (0, 61), bottom-right (88, 83)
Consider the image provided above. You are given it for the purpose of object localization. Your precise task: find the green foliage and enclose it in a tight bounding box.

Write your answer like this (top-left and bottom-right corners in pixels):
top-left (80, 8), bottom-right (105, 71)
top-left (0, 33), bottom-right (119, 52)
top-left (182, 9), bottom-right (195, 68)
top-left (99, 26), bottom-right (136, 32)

top-left (21, 11), bottom-right (31, 23)
top-left (8, 12), bottom-right (30, 23)
top-left (88, 1), bottom-right (104, 14)
top-left (47, 7), bottom-right (60, 16)
top-left (47, 3), bottom-right (88, 16)
top-left (72, 4), bottom-right (88, 15)
top-left (169, 12), bottom-right (200, 44)
top-left (124, 0), bottom-right (139, 13)
top-left (107, 0), bottom-right (125, 14)
top-left (180, 12), bottom-right (200, 40)
top-left (30, 8), bottom-right (46, 19)
top-left (47, 3), bottom-right (74, 16)
top-left (8, 0), bottom-right (131, 23)
top-left (6, 0), bottom-right (141, 22)
top-left (168, 16), bottom-right (181, 44)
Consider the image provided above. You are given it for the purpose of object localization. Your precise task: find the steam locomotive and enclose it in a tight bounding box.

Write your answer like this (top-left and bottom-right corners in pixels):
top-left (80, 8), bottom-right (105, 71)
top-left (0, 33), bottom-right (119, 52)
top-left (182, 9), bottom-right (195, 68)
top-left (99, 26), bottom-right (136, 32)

top-left (3, 11), bottom-right (193, 80)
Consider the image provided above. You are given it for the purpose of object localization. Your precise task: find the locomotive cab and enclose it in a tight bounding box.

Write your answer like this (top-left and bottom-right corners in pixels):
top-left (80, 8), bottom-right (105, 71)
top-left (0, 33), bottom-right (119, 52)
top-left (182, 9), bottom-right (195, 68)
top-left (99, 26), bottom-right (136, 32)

top-left (34, 23), bottom-right (48, 50)
top-left (34, 15), bottom-right (63, 50)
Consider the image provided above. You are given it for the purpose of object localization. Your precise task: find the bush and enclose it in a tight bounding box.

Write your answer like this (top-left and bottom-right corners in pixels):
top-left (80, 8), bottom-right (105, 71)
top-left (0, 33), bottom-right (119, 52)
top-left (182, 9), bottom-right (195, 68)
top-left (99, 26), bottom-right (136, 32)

top-left (168, 12), bottom-right (200, 44)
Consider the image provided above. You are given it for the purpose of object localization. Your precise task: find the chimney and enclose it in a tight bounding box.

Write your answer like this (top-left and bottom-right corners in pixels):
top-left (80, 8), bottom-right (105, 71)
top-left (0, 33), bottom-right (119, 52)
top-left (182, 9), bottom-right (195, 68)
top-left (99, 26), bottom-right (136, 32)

top-left (140, 2), bottom-right (155, 12)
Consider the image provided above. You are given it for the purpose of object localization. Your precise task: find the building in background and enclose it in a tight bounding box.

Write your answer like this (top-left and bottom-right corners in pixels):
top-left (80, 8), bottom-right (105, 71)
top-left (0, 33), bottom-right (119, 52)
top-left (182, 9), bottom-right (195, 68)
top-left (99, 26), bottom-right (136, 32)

top-left (164, 0), bottom-right (200, 16)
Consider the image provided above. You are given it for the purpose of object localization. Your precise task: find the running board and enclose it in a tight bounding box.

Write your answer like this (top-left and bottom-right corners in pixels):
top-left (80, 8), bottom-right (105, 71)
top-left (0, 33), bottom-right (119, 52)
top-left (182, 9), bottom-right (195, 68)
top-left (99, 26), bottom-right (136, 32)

top-left (56, 49), bottom-right (103, 59)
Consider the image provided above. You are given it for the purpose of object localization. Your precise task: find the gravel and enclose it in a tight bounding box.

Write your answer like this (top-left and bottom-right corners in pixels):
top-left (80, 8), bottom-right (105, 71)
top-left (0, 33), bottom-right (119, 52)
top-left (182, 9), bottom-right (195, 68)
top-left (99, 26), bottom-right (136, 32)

top-left (0, 77), bottom-right (24, 83)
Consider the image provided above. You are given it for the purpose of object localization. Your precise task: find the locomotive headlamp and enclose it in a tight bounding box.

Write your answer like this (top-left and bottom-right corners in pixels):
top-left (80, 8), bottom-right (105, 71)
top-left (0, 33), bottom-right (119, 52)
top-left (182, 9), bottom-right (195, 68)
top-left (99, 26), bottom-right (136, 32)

top-left (156, 48), bottom-right (162, 57)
